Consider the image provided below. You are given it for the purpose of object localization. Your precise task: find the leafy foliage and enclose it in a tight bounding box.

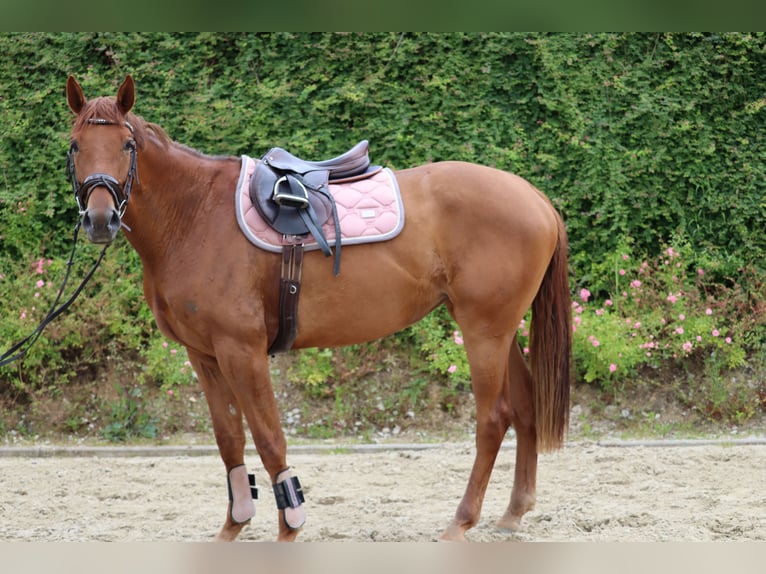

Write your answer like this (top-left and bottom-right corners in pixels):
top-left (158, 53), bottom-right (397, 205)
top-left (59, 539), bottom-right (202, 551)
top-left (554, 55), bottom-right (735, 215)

top-left (2, 33), bottom-right (766, 437)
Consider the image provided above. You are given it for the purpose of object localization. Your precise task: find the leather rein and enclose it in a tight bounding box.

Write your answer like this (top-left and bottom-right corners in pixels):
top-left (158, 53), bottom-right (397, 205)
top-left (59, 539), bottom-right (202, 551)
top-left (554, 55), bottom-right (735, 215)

top-left (0, 118), bottom-right (136, 367)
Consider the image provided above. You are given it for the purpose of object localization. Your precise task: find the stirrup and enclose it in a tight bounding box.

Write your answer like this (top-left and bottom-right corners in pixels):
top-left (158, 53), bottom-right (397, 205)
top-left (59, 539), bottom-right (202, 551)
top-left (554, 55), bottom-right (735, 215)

top-left (272, 175), bottom-right (310, 209)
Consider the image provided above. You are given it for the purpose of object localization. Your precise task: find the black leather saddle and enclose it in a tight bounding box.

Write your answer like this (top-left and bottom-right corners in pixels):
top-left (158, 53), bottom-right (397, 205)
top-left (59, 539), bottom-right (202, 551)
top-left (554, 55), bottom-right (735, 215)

top-left (249, 141), bottom-right (374, 275)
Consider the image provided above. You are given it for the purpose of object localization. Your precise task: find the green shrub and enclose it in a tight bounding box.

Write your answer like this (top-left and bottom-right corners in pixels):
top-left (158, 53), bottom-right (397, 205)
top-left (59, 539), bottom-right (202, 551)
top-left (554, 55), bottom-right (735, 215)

top-left (573, 241), bottom-right (758, 418)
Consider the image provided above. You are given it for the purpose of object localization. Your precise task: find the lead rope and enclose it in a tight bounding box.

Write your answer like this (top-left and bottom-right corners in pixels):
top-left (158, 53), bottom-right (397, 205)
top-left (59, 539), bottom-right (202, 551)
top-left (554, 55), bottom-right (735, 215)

top-left (0, 223), bottom-right (109, 367)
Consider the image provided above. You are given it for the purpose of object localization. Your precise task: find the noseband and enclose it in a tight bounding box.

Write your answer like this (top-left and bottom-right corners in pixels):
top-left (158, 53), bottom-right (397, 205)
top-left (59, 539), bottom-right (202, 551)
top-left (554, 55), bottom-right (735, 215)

top-left (67, 118), bottom-right (138, 218)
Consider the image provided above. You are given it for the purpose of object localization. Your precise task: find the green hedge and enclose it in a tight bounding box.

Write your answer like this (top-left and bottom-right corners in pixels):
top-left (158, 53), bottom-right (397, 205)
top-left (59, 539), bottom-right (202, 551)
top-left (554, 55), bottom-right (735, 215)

top-left (2, 32), bottom-right (766, 399)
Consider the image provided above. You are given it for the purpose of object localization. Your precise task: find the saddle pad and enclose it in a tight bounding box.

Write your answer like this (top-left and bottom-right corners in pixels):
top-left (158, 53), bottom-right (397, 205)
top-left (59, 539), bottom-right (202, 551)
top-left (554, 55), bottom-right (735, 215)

top-left (235, 155), bottom-right (405, 253)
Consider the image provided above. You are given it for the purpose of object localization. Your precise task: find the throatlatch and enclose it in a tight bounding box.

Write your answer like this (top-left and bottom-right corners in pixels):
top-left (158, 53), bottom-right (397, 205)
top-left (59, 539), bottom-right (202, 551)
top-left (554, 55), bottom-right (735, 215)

top-left (227, 464), bottom-right (258, 524)
top-left (273, 468), bottom-right (306, 530)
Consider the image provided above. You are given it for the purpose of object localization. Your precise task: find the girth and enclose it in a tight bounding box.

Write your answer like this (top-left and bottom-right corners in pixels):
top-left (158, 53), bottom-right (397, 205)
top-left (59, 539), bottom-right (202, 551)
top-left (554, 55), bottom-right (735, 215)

top-left (251, 141), bottom-right (377, 354)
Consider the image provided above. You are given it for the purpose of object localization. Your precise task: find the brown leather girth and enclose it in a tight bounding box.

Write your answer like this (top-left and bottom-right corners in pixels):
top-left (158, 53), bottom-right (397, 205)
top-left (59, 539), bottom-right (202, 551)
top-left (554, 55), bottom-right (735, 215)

top-left (268, 244), bottom-right (304, 355)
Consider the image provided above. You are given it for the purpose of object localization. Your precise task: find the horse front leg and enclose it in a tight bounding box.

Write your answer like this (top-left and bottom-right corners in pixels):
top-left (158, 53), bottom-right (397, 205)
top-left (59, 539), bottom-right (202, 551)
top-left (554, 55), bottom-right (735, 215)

top-left (214, 340), bottom-right (304, 542)
top-left (187, 351), bottom-right (254, 542)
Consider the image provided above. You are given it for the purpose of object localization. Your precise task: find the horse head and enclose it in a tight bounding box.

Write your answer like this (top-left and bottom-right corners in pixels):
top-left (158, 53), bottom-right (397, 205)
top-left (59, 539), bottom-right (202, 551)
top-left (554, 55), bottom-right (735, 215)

top-left (66, 75), bottom-right (138, 244)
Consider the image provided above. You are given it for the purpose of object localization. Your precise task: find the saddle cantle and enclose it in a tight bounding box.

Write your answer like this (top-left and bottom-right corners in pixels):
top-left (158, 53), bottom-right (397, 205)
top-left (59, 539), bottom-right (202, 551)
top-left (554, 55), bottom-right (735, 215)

top-left (250, 140), bottom-right (379, 276)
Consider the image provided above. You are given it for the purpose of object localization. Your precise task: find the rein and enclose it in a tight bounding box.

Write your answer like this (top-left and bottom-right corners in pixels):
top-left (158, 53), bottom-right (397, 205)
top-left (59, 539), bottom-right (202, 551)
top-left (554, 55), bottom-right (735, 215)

top-left (0, 117), bottom-right (132, 368)
top-left (0, 223), bottom-right (109, 367)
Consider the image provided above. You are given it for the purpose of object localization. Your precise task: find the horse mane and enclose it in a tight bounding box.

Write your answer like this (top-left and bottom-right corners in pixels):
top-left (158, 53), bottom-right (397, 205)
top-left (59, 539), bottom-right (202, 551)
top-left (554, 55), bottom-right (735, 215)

top-left (71, 96), bottom-right (232, 163)
top-left (71, 96), bottom-right (173, 150)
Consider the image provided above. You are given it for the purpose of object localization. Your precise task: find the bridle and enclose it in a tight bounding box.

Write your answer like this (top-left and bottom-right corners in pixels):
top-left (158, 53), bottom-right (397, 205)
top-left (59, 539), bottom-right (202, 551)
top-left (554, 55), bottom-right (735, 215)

top-left (66, 118), bottom-right (138, 219)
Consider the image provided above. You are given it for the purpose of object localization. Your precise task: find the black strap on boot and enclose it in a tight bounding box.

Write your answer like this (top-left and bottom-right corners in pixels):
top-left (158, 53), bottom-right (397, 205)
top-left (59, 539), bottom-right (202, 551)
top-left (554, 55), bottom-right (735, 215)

top-left (273, 476), bottom-right (305, 510)
top-left (227, 465), bottom-right (259, 502)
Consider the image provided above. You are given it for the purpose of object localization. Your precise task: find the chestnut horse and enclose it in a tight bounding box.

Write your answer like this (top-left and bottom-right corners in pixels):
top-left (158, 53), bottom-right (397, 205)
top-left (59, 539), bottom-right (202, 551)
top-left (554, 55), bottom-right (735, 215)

top-left (65, 75), bottom-right (571, 542)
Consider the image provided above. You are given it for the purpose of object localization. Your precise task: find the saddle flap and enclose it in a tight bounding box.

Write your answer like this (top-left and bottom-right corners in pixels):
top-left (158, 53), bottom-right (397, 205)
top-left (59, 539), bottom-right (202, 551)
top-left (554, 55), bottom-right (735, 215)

top-left (250, 163), bottom-right (332, 236)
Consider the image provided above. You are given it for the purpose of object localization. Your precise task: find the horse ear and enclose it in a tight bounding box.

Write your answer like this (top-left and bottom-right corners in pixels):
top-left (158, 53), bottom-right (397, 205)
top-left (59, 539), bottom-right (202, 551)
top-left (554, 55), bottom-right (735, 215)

top-left (116, 75), bottom-right (135, 115)
top-left (66, 75), bottom-right (86, 114)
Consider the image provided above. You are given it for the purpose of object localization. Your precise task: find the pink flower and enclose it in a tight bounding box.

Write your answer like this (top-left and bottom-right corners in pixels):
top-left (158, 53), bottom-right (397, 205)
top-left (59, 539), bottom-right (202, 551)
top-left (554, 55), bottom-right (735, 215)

top-left (725, 337), bottom-right (732, 344)
top-left (678, 314), bottom-right (685, 321)
top-left (453, 331), bottom-right (464, 345)
top-left (712, 329), bottom-right (720, 337)
top-left (619, 269), bottom-right (626, 276)
top-left (36, 279), bottom-right (45, 288)
top-left (666, 293), bottom-right (678, 304)
top-left (705, 308), bottom-right (713, 315)
top-left (622, 254), bottom-right (629, 261)
top-left (666, 247), bottom-right (675, 257)
top-left (170, 349), bottom-right (177, 355)
top-left (609, 363), bottom-right (617, 373)
top-left (675, 327), bottom-right (685, 335)
top-left (523, 347), bottom-right (530, 354)
top-left (630, 280), bottom-right (642, 288)
top-left (591, 339), bottom-right (600, 347)
top-left (596, 308), bottom-right (604, 316)
top-left (605, 299), bottom-right (613, 306)
top-left (167, 390), bottom-right (174, 397)
top-left (447, 364), bottom-right (457, 374)
top-left (682, 341), bottom-right (693, 353)
top-left (162, 341), bottom-right (169, 348)
top-left (698, 268), bottom-right (705, 276)
top-left (580, 288), bottom-right (591, 302)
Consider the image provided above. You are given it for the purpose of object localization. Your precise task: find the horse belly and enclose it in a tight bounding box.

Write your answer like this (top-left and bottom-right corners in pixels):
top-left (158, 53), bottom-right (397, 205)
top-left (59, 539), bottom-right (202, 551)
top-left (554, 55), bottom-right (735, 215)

top-left (290, 244), bottom-right (443, 349)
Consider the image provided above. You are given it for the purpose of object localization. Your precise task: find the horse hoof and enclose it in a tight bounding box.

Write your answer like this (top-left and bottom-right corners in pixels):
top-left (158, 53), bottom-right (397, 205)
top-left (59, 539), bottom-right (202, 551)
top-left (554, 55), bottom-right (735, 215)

top-left (439, 526), bottom-right (468, 542)
top-left (496, 515), bottom-right (523, 532)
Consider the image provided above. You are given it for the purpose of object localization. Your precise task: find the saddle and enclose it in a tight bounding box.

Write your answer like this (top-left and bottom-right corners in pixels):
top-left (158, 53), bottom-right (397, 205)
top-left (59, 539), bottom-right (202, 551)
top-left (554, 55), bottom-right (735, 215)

top-left (250, 140), bottom-right (376, 276)
top-left (249, 141), bottom-right (379, 354)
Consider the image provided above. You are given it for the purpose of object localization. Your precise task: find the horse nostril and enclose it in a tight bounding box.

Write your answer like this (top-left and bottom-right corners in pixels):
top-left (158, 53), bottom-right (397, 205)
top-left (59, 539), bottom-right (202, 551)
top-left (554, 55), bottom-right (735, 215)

top-left (109, 210), bottom-right (121, 232)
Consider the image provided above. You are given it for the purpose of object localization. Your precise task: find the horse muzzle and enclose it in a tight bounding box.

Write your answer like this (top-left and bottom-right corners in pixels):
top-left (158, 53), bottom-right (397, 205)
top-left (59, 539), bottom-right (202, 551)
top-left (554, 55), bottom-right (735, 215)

top-left (81, 205), bottom-right (122, 244)
top-left (74, 173), bottom-right (129, 244)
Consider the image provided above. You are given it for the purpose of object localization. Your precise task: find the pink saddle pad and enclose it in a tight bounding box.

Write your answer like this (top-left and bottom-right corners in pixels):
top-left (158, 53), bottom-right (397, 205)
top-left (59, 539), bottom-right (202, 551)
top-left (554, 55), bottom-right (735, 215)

top-left (235, 155), bottom-right (405, 252)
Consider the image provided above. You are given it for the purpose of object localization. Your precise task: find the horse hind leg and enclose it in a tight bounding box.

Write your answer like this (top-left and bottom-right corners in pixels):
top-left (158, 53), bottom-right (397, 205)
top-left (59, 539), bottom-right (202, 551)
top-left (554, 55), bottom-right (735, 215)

top-left (187, 351), bottom-right (254, 542)
top-left (440, 334), bottom-right (515, 541)
top-left (496, 339), bottom-right (538, 532)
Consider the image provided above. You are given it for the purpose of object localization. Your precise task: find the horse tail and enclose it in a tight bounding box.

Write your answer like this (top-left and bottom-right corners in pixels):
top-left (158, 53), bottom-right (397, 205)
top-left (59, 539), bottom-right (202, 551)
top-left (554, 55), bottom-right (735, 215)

top-left (529, 213), bottom-right (572, 452)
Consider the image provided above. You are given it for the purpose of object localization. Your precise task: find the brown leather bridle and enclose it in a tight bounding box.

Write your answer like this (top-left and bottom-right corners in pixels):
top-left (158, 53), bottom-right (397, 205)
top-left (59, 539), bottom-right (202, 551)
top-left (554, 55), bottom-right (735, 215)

top-left (66, 118), bottom-right (138, 219)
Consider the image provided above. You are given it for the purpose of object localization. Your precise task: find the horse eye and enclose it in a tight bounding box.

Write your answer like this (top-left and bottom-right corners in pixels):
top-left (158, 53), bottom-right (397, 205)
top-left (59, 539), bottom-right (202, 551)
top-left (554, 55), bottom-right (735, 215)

top-left (123, 140), bottom-right (136, 152)
top-left (70, 141), bottom-right (79, 153)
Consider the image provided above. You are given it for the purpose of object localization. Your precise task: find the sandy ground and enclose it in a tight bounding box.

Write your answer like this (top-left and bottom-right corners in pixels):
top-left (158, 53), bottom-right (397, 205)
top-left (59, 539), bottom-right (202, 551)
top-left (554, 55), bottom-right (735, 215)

top-left (0, 440), bottom-right (764, 542)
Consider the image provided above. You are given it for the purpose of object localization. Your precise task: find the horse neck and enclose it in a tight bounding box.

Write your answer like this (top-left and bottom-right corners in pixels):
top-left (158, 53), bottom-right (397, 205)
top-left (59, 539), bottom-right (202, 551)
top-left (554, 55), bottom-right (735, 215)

top-left (121, 140), bottom-right (240, 267)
